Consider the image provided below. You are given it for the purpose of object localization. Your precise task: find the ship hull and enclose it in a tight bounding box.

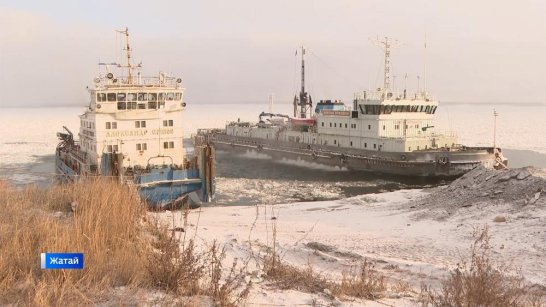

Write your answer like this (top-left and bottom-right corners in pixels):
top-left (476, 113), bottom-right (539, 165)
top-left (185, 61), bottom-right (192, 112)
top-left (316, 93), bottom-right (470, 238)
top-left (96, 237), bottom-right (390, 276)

top-left (55, 145), bottom-right (215, 209)
top-left (211, 134), bottom-right (505, 178)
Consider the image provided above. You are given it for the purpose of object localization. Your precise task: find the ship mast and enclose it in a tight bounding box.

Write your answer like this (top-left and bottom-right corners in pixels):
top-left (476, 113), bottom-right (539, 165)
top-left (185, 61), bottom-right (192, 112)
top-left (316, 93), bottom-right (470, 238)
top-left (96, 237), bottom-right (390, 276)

top-left (371, 37), bottom-right (399, 99)
top-left (293, 46), bottom-right (313, 118)
top-left (116, 27), bottom-right (134, 84)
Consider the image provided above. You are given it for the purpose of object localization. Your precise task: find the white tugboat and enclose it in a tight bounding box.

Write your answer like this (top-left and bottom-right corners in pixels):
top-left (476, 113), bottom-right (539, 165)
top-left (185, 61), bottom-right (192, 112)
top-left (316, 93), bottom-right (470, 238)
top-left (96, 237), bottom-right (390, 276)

top-left (209, 39), bottom-right (508, 177)
top-left (56, 28), bottom-right (215, 206)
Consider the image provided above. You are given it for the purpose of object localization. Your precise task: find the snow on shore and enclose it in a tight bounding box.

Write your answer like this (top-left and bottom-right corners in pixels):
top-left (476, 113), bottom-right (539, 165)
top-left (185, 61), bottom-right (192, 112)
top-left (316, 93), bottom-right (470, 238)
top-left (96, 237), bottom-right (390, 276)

top-left (157, 167), bottom-right (545, 305)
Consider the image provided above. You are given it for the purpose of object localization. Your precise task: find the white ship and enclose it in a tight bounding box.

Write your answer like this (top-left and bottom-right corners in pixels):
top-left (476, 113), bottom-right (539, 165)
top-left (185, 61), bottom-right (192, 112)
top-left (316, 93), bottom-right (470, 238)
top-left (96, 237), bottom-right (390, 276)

top-left (56, 28), bottom-right (215, 207)
top-left (209, 39), bottom-right (508, 177)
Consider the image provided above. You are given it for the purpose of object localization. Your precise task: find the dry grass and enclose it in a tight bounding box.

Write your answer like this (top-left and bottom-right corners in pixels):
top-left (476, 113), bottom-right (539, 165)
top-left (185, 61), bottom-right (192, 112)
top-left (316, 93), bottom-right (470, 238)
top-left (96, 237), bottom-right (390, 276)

top-left (0, 178), bottom-right (147, 305)
top-left (420, 226), bottom-right (545, 307)
top-left (332, 259), bottom-right (387, 300)
top-left (0, 179), bottom-right (248, 306)
top-left (262, 218), bottom-right (387, 301)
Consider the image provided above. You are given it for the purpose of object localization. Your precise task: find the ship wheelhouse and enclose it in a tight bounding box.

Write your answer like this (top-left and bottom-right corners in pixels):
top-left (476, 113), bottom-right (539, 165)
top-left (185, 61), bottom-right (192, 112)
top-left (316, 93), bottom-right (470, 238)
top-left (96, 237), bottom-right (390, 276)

top-left (79, 73), bottom-right (188, 172)
top-left (315, 90), bottom-right (456, 153)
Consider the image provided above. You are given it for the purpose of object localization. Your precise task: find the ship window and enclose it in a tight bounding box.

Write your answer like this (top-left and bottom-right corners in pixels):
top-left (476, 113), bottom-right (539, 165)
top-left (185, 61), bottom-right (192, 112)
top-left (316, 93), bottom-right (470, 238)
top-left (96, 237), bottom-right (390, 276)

top-left (158, 93), bottom-right (165, 102)
top-left (175, 93), bottom-right (182, 101)
top-left (97, 93), bottom-right (106, 102)
top-left (364, 143), bottom-right (367, 148)
top-left (321, 122), bottom-right (324, 127)
top-left (159, 101), bottom-right (165, 109)
top-left (166, 93), bottom-right (174, 101)
top-left (350, 141), bottom-right (353, 146)
top-left (425, 145), bottom-right (428, 149)
top-left (117, 93), bottom-right (126, 102)
top-left (329, 123), bottom-right (332, 127)
top-left (405, 105), bottom-right (411, 112)
top-left (416, 124), bottom-right (419, 128)
top-left (107, 93), bottom-right (116, 101)
top-left (127, 93), bottom-right (137, 101)
top-left (113, 145), bottom-right (118, 152)
top-left (111, 122), bottom-right (117, 129)
top-left (417, 146), bottom-right (420, 150)
top-left (163, 141), bottom-right (174, 149)
top-left (409, 147), bottom-right (411, 151)
top-left (149, 93), bottom-right (157, 102)
top-left (163, 120), bottom-right (174, 127)
top-left (148, 102), bottom-right (157, 109)
top-left (386, 105), bottom-right (392, 114)
top-left (136, 144), bottom-right (141, 151)
top-left (106, 122), bottom-right (111, 129)
top-left (107, 145), bottom-right (112, 152)
top-left (117, 102), bottom-right (126, 110)
top-left (143, 143), bottom-right (147, 150)
top-left (334, 140), bottom-right (337, 145)
top-left (339, 123), bottom-right (342, 127)
top-left (126, 102), bottom-right (137, 109)
top-left (374, 144), bottom-right (377, 149)
top-left (137, 103), bottom-right (146, 109)
top-left (137, 93), bottom-right (147, 101)
top-left (368, 124), bottom-right (371, 130)
top-left (334, 123), bottom-right (337, 127)
top-left (431, 106), bottom-right (437, 114)
top-left (135, 120), bottom-right (146, 128)
top-left (425, 106), bottom-right (431, 113)
top-left (345, 123), bottom-right (347, 128)
top-left (420, 105), bottom-right (424, 112)
top-left (383, 125), bottom-right (385, 130)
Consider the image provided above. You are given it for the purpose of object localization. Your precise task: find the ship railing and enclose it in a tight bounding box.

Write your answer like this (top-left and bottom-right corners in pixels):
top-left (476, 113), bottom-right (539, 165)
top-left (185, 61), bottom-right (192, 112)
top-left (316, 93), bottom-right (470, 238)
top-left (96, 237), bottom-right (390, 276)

top-left (354, 89), bottom-right (434, 102)
top-left (96, 75), bottom-right (181, 88)
top-left (429, 131), bottom-right (457, 138)
top-left (378, 131), bottom-right (457, 141)
top-left (69, 148), bottom-right (88, 164)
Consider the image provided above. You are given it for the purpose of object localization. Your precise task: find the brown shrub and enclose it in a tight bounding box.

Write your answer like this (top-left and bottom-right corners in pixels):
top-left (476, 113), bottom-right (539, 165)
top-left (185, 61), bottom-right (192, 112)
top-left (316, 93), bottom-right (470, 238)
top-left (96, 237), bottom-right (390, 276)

top-left (419, 226), bottom-right (542, 307)
top-left (0, 179), bottom-right (147, 305)
top-left (0, 179), bottom-right (248, 305)
top-left (332, 259), bottom-right (387, 300)
top-left (146, 223), bottom-right (204, 295)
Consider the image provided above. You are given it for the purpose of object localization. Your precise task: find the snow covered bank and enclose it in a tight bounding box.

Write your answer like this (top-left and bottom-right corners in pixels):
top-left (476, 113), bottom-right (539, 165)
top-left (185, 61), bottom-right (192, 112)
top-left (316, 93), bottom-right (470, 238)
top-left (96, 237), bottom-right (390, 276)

top-left (157, 168), bottom-right (546, 305)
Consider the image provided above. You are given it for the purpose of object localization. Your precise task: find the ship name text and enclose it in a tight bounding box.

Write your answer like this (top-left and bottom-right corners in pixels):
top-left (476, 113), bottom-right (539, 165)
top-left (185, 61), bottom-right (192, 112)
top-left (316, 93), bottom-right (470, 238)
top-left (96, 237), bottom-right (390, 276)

top-left (105, 128), bottom-right (174, 138)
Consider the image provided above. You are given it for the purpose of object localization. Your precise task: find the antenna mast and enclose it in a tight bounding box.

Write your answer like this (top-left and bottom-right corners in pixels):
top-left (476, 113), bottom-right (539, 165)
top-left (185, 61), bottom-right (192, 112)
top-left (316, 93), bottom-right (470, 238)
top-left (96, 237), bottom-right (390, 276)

top-left (371, 37), bottom-right (400, 99)
top-left (493, 109), bottom-right (498, 149)
top-left (423, 32), bottom-right (427, 94)
top-left (116, 27), bottom-right (134, 84)
top-left (293, 46), bottom-right (313, 118)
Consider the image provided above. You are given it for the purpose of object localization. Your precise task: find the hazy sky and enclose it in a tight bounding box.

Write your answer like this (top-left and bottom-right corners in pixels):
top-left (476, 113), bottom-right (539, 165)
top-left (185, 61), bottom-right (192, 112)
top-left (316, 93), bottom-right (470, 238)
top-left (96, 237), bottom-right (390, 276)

top-left (1, 0), bottom-right (545, 107)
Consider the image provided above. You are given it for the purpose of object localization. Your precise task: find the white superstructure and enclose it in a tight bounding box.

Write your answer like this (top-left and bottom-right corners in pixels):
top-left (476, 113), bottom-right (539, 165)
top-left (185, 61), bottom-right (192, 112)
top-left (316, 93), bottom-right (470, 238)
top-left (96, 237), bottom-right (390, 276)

top-left (226, 37), bottom-right (457, 154)
top-left (78, 28), bottom-right (187, 172)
